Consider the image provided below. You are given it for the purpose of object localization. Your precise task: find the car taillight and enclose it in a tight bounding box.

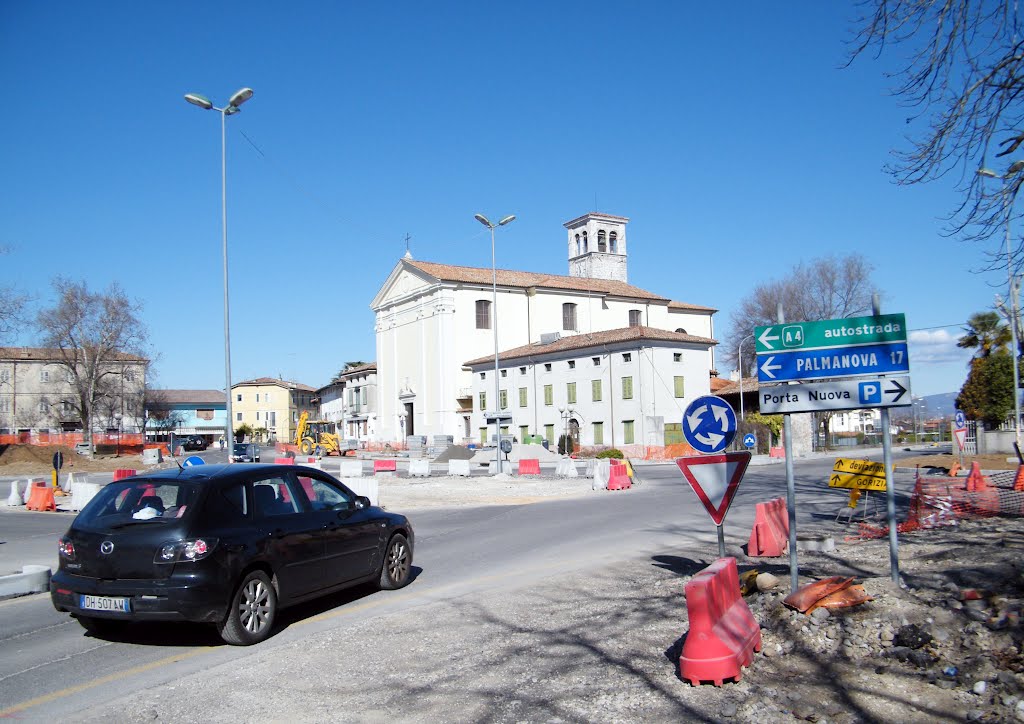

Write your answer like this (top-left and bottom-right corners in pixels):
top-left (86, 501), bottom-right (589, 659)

top-left (58, 537), bottom-right (75, 560)
top-left (154, 538), bottom-right (218, 564)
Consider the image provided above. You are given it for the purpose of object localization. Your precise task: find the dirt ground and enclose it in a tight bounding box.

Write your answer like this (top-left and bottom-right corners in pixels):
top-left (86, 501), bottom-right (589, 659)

top-left (0, 444), bottom-right (151, 475)
top-left (898, 453), bottom-right (1021, 472)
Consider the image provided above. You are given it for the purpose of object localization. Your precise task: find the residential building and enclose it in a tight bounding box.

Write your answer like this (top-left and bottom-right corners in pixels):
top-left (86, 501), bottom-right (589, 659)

top-left (371, 212), bottom-right (717, 444)
top-left (231, 377), bottom-right (317, 444)
top-left (0, 347), bottom-right (147, 434)
top-left (315, 363), bottom-right (378, 443)
top-left (465, 327), bottom-right (715, 451)
top-left (144, 389), bottom-right (226, 446)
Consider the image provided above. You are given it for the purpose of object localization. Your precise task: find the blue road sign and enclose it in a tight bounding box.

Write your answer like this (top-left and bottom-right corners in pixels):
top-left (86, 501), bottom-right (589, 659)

top-left (757, 342), bottom-right (910, 383)
top-left (955, 409), bottom-right (966, 429)
top-left (683, 395), bottom-right (737, 454)
top-left (743, 433), bottom-right (756, 449)
top-left (183, 456), bottom-right (205, 467)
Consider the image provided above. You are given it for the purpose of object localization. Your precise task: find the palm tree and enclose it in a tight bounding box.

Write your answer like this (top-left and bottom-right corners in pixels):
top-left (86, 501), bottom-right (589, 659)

top-left (958, 311), bottom-right (1011, 358)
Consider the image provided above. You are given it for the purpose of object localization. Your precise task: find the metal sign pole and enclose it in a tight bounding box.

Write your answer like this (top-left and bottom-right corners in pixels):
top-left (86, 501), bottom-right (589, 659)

top-left (716, 524), bottom-right (726, 558)
top-left (874, 294), bottom-right (900, 583)
top-left (778, 304), bottom-right (799, 591)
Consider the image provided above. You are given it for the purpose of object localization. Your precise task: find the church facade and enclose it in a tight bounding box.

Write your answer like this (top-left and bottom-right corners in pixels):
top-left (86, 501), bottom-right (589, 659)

top-left (370, 212), bottom-right (718, 446)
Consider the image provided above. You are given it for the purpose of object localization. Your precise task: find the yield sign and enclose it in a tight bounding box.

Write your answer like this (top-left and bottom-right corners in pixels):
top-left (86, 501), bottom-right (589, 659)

top-left (676, 451), bottom-right (751, 525)
top-left (954, 428), bottom-right (967, 451)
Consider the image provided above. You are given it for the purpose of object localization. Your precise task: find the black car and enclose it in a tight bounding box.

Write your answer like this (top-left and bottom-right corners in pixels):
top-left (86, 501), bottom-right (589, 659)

top-left (182, 435), bottom-right (207, 451)
top-left (51, 464), bottom-right (414, 645)
top-left (232, 442), bottom-right (260, 462)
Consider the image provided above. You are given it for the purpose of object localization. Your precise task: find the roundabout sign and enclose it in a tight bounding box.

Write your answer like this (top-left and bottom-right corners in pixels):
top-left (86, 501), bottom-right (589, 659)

top-left (682, 395), bottom-right (737, 454)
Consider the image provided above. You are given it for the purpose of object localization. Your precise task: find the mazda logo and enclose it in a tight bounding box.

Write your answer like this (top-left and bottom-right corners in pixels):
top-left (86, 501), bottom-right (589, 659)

top-left (100, 541), bottom-right (114, 555)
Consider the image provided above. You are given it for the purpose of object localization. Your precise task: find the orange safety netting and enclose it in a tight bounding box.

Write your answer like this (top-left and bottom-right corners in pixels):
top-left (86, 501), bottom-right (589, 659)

top-left (855, 462), bottom-right (1024, 539)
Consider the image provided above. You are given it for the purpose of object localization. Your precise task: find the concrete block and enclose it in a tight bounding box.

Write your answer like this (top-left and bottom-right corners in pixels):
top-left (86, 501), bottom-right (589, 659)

top-left (408, 459), bottom-right (431, 477)
top-left (339, 459), bottom-right (363, 477)
top-left (593, 460), bottom-right (610, 490)
top-left (487, 460), bottom-right (513, 475)
top-left (344, 477), bottom-right (379, 507)
top-left (448, 459), bottom-right (471, 477)
top-left (70, 481), bottom-right (102, 512)
top-left (0, 565), bottom-right (51, 598)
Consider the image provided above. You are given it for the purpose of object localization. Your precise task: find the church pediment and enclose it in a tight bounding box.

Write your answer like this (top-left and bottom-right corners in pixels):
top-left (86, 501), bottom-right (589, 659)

top-left (371, 262), bottom-right (438, 309)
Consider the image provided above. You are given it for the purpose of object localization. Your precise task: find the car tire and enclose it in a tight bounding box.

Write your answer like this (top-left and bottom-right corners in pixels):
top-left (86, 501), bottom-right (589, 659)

top-left (218, 570), bottom-right (277, 646)
top-left (378, 533), bottom-right (412, 590)
top-left (76, 615), bottom-right (125, 637)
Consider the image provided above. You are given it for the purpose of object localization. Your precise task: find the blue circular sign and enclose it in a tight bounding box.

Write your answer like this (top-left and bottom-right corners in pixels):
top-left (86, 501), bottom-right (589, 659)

top-left (743, 433), bottom-right (756, 449)
top-left (183, 455), bottom-right (206, 467)
top-left (682, 395), bottom-right (738, 454)
top-left (954, 409), bottom-right (966, 429)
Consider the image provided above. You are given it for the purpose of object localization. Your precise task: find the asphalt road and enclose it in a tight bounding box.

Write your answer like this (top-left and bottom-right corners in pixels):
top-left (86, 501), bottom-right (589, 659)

top-left (0, 451), bottom-right (928, 719)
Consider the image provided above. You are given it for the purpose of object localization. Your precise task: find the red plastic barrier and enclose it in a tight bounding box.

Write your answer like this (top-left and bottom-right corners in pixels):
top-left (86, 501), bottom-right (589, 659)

top-left (747, 497), bottom-right (788, 557)
top-left (518, 458), bottom-right (540, 475)
top-left (26, 481), bottom-right (56, 511)
top-left (113, 468), bottom-right (137, 480)
top-left (274, 457), bottom-right (295, 465)
top-left (374, 459), bottom-right (397, 473)
top-left (679, 557), bottom-right (762, 686)
top-left (607, 460), bottom-right (632, 490)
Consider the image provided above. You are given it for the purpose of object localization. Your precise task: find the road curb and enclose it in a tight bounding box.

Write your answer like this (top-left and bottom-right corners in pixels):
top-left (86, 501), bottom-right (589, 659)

top-left (0, 564), bottom-right (51, 598)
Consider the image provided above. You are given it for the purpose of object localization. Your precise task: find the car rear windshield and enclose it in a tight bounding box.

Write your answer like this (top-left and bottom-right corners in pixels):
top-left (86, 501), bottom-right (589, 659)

top-left (75, 479), bottom-right (202, 530)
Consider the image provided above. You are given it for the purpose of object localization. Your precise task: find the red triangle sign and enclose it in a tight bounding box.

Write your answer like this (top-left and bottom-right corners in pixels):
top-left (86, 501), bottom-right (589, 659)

top-left (954, 428), bottom-right (967, 451)
top-left (676, 451), bottom-right (752, 525)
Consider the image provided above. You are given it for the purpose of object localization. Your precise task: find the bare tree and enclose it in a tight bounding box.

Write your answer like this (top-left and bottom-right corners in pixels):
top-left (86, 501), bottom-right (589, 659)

top-left (724, 254), bottom-right (880, 375)
top-left (848, 1), bottom-right (1024, 272)
top-left (36, 278), bottom-right (148, 448)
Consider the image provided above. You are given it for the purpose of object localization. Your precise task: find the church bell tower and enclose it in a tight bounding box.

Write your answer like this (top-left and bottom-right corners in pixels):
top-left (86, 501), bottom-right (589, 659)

top-left (565, 212), bottom-right (629, 282)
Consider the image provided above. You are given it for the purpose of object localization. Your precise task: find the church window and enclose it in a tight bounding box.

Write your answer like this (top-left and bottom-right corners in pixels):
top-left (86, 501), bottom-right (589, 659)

top-left (629, 309), bottom-right (642, 327)
top-left (598, 230), bottom-right (607, 252)
top-left (582, 231), bottom-right (588, 252)
top-left (609, 231), bottom-right (617, 253)
top-left (562, 303), bottom-right (577, 331)
top-left (575, 234), bottom-right (581, 255)
top-left (675, 328), bottom-right (687, 334)
top-left (475, 300), bottom-right (491, 329)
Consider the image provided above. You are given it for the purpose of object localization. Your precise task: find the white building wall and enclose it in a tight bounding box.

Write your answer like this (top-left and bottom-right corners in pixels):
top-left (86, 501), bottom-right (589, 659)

top-left (468, 341), bottom-right (711, 448)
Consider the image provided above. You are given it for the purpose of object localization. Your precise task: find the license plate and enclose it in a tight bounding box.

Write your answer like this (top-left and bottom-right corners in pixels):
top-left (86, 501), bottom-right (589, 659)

top-left (80, 594), bottom-right (131, 613)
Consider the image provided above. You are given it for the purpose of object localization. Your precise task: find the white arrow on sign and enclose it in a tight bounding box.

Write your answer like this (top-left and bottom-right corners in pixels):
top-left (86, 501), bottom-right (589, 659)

top-left (759, 356), bottom-right (782, 380)
top-left (758, 326), bottom-right (779, 350)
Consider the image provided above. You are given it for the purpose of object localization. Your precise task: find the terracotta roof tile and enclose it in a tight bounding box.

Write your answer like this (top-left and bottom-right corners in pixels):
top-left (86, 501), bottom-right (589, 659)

top-left (668, 300), bottom-right (717, 313)
top-left (562, 211), bottom-right (630, 226)
top-left (405, 260), bottom-right (669, 301)
top-left (464, 326), bottom-right (717, 366)
top-left (0, 346), bottom-right (148, 363)
top-left (714, 377), bottom-right (761, 396)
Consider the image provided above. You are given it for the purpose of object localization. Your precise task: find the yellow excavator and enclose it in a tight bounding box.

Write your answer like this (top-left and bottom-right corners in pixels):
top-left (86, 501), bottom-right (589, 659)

top-left (294, 412), bottom-right (343, 456)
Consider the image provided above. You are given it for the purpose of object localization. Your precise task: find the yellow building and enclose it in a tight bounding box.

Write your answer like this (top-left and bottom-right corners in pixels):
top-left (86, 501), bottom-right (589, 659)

top-left (231, 377), bottom-right (316, 445)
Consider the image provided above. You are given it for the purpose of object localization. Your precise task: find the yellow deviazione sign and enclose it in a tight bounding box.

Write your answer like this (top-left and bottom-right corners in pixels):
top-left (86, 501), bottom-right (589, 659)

top-left (829, 458), bottom-right (889, 491)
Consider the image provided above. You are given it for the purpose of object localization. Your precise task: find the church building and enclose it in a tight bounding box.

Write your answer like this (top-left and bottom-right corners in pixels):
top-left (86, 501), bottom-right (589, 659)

top-left (370, 212), bottom-right (718, 449)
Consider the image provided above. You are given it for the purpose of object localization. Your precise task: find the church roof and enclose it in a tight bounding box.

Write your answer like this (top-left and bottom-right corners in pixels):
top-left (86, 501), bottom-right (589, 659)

top-left (463, 326), bottom-right (718, 367)
top-left (668, 300), bottom-right (718, 313)
top-left (233, 376), bottom-right (316, 392)
top-left (405, 259), bottom-right (669, 301)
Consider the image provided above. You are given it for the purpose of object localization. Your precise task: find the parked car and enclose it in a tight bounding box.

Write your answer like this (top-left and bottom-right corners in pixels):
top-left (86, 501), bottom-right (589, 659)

top-left (50, 464), bottom-right (414, 645)
top-left (232, 443), bottom-right (261, 463)
top-left (182, 435), bottom-right (207, 451)
top-left (74, 442), bottom-right (92, 456)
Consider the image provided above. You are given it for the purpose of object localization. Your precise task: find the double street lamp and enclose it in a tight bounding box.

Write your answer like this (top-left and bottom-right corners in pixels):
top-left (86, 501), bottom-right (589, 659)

top-left (184, 87), bottom-right (254, 455)
top-left (978, 160), bottom-right (1024, 448)
top-left (474, 212), bottom-right (516, 474)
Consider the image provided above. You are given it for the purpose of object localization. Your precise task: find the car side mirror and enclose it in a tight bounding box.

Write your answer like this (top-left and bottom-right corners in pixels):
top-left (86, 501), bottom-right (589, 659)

top-left (354, 496), bottom-right (371, 510)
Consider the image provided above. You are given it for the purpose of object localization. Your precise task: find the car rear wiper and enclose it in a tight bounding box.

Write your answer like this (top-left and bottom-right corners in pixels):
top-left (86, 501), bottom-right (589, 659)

top-left (107, 518), bottom-right (166, 529)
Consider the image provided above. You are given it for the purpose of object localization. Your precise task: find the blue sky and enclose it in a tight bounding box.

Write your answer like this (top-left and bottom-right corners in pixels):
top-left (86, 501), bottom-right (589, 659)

top-left (0, 2), bottom-right (1000, 398)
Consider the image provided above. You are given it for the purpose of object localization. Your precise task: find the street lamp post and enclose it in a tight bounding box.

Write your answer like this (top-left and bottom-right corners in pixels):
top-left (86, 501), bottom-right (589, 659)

top-left (185, 87), bottom-right (254, 456)
top-left (474, 213), bottom-right (516, 474)
top-left (979, 160), bottom-right (1024, 449)
top-left (738, 334), bottom-right (754, 420)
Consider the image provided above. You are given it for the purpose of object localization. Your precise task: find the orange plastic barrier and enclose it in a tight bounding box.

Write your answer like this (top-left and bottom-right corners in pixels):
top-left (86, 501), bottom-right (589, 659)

top-left (373, 459), bottom-right (397, 473)
top-left (607, 460), bottom-right (632, 490)
top-left (518, 459), bottom-right (540, 475)
top-left (113, 468), bottom-right (137, 481)
top-left (1015, 465), bottom-right (1024, 492)
top-left (274, 457), bottom-right (295, 465)
top-left (679, 557), bottom-right (762, 686)
top-left (747, 497), bottom-right (789, 557)
top-left (966, 462), bottom-right (991, 492)
top-left (26, 481), bottom-right (56, 511)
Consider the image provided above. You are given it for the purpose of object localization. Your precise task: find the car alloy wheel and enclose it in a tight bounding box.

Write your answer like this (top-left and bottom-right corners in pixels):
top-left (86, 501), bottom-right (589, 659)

top-left (219, 570), bottom-right (276, 645)
top-left (379, 533), bottom-right (411, 590)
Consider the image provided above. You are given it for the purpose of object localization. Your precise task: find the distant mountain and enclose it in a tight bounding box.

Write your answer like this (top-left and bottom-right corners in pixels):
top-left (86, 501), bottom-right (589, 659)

top-left (920, 392), bottom-right (956, 418)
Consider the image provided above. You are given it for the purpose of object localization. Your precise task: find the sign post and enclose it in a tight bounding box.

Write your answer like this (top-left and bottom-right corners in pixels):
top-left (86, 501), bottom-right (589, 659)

top-left (680, 395), bottom-right (742, 556)
top-left (52, 450), bottom-right (63, 489)
top-left (953, 409), bottom-right (967, 470)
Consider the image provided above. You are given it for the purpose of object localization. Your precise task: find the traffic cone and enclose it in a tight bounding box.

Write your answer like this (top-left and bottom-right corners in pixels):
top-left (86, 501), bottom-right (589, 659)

top-left (966, 462), bottom-right (990, 492)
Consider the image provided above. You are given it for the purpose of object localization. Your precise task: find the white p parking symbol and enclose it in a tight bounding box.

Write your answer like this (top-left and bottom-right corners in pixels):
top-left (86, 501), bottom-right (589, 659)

top-left (858, 382), bottom-right (881, 405)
